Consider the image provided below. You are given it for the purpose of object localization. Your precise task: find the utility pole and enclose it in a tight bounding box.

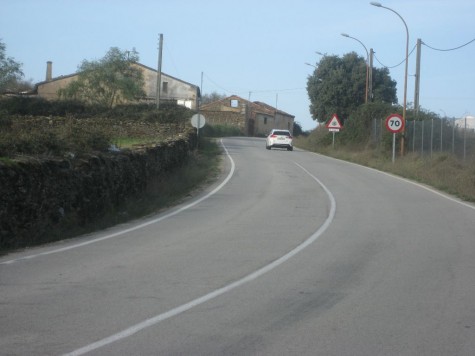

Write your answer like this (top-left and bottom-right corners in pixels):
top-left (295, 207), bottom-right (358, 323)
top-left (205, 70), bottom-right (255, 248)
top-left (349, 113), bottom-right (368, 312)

top-left (156, 34), bottom-right (163, 109)
top-left (369, 48), bottom-right (374, 101)
top-left (414, 38), bottom-right (422, 117)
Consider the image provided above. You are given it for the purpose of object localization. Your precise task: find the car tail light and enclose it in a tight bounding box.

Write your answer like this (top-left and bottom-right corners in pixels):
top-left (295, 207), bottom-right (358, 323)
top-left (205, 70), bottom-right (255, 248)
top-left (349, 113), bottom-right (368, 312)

top-left (271, 134), bottom-right (277, 138)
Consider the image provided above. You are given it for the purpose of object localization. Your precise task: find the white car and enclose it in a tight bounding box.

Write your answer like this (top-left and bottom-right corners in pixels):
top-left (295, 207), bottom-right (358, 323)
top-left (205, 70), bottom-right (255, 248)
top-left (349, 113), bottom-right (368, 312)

top-left (266, 129), bottom-right (293, 151)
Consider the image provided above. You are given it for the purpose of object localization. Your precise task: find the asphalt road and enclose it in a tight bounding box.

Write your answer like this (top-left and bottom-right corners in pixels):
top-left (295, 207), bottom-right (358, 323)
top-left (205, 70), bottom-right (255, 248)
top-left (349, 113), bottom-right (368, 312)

top-left (1, 137), bottom-right (475, 356)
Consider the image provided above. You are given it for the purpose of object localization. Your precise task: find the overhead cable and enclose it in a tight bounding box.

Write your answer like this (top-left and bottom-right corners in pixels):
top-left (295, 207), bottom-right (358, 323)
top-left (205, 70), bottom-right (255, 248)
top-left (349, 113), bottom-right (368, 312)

top-left (374, 43), bottom-right (417, 69)
top-left (422, 38), bottom-right (475, 51)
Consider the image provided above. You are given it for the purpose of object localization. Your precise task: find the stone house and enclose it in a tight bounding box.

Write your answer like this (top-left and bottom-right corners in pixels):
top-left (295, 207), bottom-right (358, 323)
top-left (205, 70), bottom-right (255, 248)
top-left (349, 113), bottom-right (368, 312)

top-left (200, 95), bottom-right (294, 136)
top-left (34, 61), bottom-right (200, 109)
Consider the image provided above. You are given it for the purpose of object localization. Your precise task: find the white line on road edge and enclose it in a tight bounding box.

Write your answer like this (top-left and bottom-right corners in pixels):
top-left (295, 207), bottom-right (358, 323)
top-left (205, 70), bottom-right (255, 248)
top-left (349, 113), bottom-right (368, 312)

top-left (313, 151), bottom-right (475, 211)
top-left (62, 161), bottom-right (337, 356)
top-left (1, 139), bottom-right (235, 265)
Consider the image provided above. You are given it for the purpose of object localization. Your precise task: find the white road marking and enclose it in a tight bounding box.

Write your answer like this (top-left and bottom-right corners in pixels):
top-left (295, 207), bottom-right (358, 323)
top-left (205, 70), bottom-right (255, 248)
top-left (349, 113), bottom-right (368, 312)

top-left (1, 139), bottom-right (235, 265)
top-left (63, 161), bottom-right (337, 355)
top-left (313, 152), bottom-right (475, 211)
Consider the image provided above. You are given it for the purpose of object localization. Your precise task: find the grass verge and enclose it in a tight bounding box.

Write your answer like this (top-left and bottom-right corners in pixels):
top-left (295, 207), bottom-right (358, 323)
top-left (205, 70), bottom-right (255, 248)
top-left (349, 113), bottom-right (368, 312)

top-left (294, 136), bottom-right (475, 203)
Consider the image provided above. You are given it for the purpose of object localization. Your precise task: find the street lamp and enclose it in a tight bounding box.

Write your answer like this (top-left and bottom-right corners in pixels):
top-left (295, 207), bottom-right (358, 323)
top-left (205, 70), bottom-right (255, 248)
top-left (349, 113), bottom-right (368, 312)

top-left (341, 33), bottom-right (369, 103)
top-left (370, 1), bottom-right (409, 155)
top-left (305, 62), bottom-right (317, 68)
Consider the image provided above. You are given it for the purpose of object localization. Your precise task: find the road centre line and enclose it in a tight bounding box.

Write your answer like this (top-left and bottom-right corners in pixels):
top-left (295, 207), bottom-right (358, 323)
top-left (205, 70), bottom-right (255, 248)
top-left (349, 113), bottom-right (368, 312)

top-left (63, 160), bottom-right (336, 355)
top-left (1, 139), bottom-right (235, 265)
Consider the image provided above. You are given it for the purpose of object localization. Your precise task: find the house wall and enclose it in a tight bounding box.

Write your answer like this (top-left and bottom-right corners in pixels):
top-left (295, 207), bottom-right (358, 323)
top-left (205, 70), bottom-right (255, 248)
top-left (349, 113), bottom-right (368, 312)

top-left (36, 76), bottom-right (77, 100)
top-left (139, 65), bottom-right (198, 109)
top-left (200, 97), bottom-right (248, 133)
top-left (255, 112), bottom-right (294, 136)
top-left (35, 62), bottom-right (198, 109)
top-left (200, 95), bottom-right (294, 137)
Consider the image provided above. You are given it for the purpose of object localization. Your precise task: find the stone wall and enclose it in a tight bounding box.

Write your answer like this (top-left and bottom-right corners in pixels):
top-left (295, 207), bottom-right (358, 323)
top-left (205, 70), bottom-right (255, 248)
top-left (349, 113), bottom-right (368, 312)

top-left (202, 111), bottom-right (247, 132)
top-left (0, 132), bottom-right (197, 250)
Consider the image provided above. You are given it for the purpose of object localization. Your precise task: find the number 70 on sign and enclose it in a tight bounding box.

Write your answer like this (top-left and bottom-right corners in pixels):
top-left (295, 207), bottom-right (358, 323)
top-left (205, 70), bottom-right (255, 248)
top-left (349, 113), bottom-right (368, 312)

top-left (385, 114), bottom-right (405, 133)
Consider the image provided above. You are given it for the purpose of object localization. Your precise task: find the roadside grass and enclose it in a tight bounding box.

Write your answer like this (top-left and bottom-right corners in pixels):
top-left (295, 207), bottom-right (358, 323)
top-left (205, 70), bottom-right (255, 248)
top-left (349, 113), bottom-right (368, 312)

top-left (114, 136), bottom-right (175, 149)
top-left (114, 137), bottom-right (155, 148)
top-left (294, 136), bottom-right (475, 203)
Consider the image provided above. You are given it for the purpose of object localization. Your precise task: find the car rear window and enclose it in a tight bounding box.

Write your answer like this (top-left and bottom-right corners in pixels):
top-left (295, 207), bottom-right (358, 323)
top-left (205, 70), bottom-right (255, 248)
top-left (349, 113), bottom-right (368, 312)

top-left (273, 131), bottom-right (290, 136)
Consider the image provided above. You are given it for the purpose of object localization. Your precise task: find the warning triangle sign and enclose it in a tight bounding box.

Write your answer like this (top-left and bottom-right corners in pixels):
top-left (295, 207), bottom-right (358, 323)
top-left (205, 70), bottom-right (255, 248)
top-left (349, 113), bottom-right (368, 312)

top-left (325, 114), bottom-right (343, 129)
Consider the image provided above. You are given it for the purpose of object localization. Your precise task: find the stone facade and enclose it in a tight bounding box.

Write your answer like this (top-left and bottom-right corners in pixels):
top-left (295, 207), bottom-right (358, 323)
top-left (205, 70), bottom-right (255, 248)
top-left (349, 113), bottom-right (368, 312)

top-left (200, 95), bottom-right (294, 136)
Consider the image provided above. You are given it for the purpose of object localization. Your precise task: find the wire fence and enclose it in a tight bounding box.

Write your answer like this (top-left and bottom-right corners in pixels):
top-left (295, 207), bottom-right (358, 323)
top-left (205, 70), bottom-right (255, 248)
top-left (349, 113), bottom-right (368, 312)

top-left (371, 117), bottom-right (475, 162)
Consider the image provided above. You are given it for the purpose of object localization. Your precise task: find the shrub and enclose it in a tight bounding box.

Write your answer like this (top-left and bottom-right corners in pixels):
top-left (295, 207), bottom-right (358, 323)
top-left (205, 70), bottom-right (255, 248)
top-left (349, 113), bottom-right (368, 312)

top-left (0, 96), bottom-right (90, 116)
top-left (201, 124), bottom-right (243, 137)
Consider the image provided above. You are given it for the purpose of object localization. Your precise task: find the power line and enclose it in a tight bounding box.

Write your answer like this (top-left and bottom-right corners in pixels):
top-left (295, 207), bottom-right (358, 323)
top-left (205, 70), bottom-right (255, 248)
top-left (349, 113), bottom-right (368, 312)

top-left (422, 38), bottom-right (475, 51)
top-left (202, 72), bottom-right (305, 95)
top-left (247, 87), bottom-right (305, 94)
top-left (374, 43), bottom-right (417, 69)
top-left (202, 73), bottom-right (232, 94)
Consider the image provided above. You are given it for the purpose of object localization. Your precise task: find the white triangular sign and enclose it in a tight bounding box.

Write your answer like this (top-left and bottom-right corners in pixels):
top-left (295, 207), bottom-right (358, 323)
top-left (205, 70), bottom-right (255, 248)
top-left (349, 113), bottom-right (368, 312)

top-left (326, 114), bottom-right (342, 129)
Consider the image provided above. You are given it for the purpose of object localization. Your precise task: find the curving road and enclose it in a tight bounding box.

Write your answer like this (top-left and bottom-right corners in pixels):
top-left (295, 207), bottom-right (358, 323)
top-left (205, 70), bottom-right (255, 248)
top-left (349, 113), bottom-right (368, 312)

top-left (1, 137), bottom-right (475, 355)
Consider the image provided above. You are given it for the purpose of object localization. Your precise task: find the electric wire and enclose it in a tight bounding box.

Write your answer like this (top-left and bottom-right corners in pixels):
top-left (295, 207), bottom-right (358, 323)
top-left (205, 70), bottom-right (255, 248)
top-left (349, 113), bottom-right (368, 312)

top-left (422, 38), bottom-right (475, 52)
top-left (373, 43), bottom-right (417, 69)
top-left (202, 72), bottom-right (304, 96)
top-left (373, 37), bottom-right (474, 68)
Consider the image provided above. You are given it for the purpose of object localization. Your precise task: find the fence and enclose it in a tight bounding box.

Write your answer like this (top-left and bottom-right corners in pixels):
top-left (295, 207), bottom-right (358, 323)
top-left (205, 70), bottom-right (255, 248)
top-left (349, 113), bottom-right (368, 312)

top-left (371, 117), bottom-right (475, 162)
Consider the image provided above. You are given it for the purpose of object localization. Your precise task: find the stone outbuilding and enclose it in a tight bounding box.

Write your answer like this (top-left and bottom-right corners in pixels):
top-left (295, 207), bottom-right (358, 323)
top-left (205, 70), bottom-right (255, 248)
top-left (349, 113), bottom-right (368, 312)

top-left (34, 61), bottom-right (200, 109)
top-left (200, 95), bottom-right (294, 136)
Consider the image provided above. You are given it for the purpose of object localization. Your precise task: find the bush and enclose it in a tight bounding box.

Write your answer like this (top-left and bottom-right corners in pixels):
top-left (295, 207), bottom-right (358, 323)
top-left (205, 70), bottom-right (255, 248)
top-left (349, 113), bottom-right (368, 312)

top-left (201, 124), bottom-right (243, 137)
top-left (0, 118), bottom-right (113, 157)
top-left (0, 98), bottom-right (198, 158)
top-left (339, 102), bottom-right (394, 146)
top-left (0, 96), bottom-right (92, 116)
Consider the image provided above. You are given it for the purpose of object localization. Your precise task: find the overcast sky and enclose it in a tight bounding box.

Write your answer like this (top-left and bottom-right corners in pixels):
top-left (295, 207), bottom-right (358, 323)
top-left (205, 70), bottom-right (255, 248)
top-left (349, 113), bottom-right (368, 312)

top-left (2, 0), bottom-right (474, 130)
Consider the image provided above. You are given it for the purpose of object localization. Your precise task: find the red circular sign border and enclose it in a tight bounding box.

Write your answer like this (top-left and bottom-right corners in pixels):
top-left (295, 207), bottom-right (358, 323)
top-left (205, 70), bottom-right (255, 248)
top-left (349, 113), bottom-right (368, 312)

top-left (385, 114), bottom-right (405, 133)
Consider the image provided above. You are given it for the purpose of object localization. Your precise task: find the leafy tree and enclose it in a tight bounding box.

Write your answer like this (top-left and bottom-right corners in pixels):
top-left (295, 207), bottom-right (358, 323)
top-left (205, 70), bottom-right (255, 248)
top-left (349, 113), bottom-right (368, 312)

top-left (307, 52), bottom-right (397, 124)
top-left (201, 91), bottom-right (226, 105)
top-left (292, 121), bottom-right (304, 136)
top-left (0, 39), bottom-right (23, 92)
top-left (339, 102), bottom-right (394, 145)
top-left (5, 78), bottom-right (34, 93)
top-left (59, 47), bottom-right (145, 108)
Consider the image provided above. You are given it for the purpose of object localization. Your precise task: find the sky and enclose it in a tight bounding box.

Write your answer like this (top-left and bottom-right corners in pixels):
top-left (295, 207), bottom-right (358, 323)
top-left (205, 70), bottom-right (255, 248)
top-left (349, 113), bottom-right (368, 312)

top-left (2, 0), bottom-right (474, 131)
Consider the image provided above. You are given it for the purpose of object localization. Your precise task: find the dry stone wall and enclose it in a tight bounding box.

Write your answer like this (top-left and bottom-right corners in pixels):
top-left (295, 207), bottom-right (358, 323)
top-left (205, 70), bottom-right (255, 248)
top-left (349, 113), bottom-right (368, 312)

top-left (0, 132), bottom-right (197, 250)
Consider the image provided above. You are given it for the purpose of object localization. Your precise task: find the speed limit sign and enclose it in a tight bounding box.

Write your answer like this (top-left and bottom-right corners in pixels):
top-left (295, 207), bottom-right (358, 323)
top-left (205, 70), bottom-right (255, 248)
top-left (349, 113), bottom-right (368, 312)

top-left (385, 114), bottom-right (405, 133)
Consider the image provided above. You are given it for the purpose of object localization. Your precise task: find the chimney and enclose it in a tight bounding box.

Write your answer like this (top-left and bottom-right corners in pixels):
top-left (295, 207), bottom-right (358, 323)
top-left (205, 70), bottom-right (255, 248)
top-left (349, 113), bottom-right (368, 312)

top-left (46, 61), bottom-right (52, 81)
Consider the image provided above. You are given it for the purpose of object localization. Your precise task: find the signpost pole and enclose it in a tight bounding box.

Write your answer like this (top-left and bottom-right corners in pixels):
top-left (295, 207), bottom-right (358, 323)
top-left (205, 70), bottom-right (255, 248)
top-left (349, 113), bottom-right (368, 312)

top-left (326, 114), bottom-right (343, 149)
top-left (191, 114), bottom-right (206, 149)
top-left (392, 133), bottom-right (396, 163)
top-left (385, 114), bottom-right (405, 163)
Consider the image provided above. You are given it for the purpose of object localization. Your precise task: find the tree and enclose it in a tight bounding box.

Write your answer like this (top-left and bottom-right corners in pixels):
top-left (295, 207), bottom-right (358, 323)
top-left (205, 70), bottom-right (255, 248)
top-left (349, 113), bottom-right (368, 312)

top-left (307, 52), bottom-right (397, 124)
top-left (292, 121), bottom-right (304, 136)
top-left (6, 78), bottom-right (34, 93)
top-left (59, 47), bottom-right (145, 108)
top-left (0, 39), bottom-right (23, 93)
top-left (201, 91), bottom-right (226, 105)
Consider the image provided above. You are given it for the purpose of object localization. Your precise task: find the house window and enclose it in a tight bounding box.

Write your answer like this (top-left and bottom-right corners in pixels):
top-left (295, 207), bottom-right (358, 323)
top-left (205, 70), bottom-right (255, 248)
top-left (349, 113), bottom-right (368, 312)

top-left (264, 117), bottom-right (268, 124)
top-left (162, 81), bottom-right (168, 93)
top-left (230, 99), bottom-right (239, 108)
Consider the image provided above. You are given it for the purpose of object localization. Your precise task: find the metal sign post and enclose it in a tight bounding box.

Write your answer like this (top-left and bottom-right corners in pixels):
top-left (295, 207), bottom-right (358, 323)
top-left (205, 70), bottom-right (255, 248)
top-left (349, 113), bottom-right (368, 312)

top-left (326, 114), bottom-right (343, 149)
top-left (385, 114), bottom-right (405, 163)
top-left (191, 114), bottom-right (206, 146)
